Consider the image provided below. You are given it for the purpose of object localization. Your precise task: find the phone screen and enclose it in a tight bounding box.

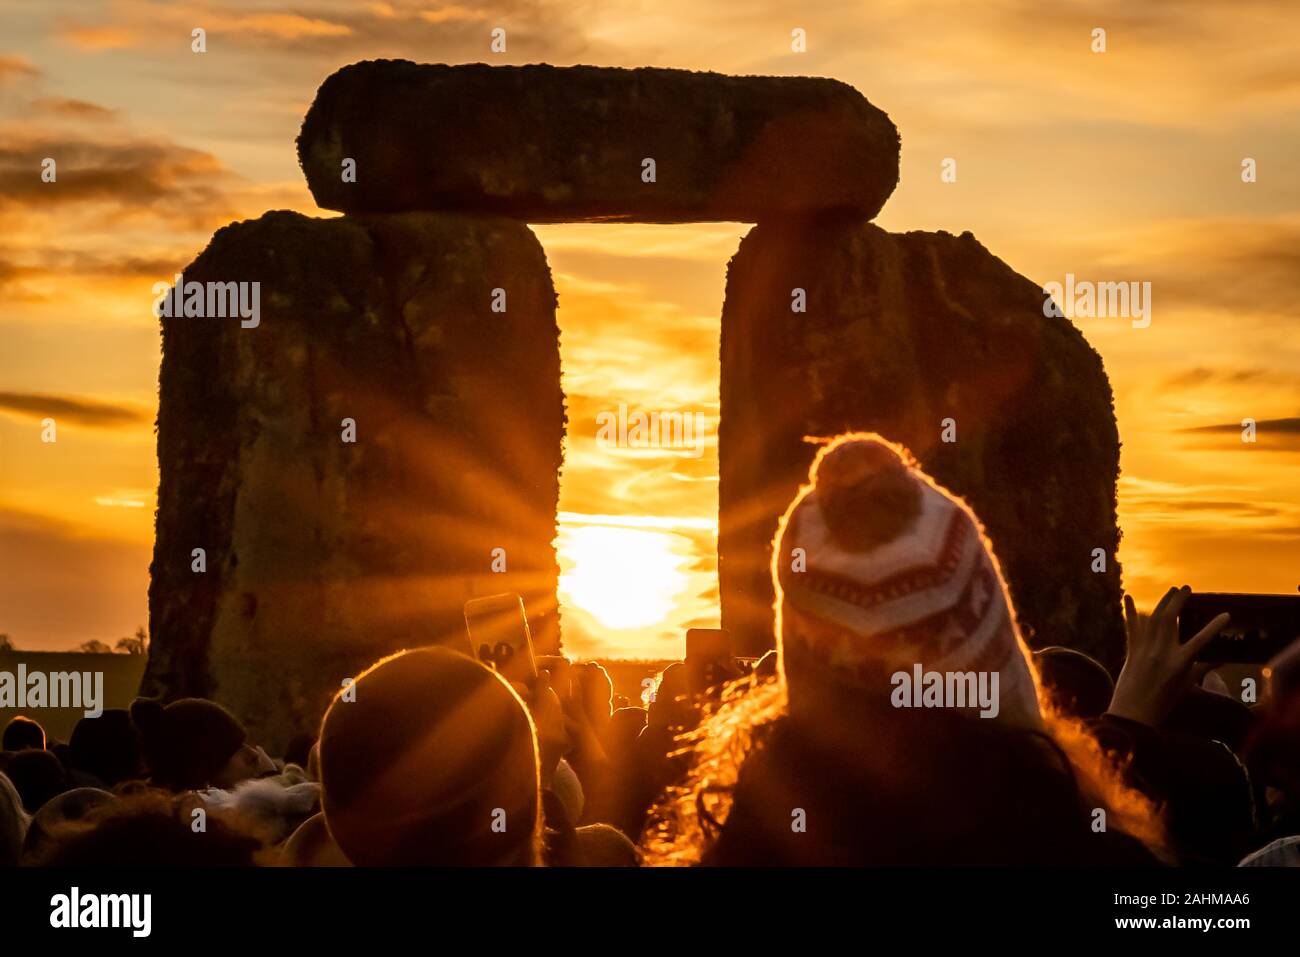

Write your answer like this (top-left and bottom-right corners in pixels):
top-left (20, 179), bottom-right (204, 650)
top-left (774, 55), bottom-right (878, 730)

top-left (685, 627), bottom-right (731, 694)
top-left (464, 593), bottom-right (537, 686)
top-left (1179, 593), bottom-right (1300, 664)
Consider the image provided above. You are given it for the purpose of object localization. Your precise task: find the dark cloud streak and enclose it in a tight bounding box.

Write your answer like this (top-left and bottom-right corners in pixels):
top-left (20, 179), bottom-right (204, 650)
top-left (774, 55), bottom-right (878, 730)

top-left (0, 391), bottom-right (151, 428)
top-left (1185, 417), bottom-right (1300, 434)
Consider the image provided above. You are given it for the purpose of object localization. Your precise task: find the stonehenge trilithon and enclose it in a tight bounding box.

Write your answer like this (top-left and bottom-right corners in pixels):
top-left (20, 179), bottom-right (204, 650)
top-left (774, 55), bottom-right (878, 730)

top-left (718, 219), bottom-right (1125, 668)
top-left (148, 61), bottom-right (1124, 743)
top-left (145, 211), bottom-right (563, 748)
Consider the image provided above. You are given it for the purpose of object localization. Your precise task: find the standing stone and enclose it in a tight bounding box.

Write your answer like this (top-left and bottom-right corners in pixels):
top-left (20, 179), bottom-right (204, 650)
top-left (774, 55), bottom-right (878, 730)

top-left (719, 218), bottom-right (1125, 669)
top-left (144, 210), bottom-right (563, 750)
top-left (298, 60), bottom-right (900, 223)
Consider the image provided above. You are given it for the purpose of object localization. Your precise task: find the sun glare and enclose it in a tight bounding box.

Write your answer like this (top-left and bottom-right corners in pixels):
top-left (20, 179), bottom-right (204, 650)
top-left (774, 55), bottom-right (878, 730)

top-left (558, 524), bottom-right (692, 631)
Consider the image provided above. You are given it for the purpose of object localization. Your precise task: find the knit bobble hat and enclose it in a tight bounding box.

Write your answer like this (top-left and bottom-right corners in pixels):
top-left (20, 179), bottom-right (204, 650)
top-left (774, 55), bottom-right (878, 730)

top-left (773, 433), bottom-right (1041, 727)
top-left (129, 697), bottom-right (247, 792)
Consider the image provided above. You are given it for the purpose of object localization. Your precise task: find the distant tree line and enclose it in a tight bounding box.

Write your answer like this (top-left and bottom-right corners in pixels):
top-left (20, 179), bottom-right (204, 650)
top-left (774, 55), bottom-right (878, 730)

top-left (0, 627), bottom-right (149, 655)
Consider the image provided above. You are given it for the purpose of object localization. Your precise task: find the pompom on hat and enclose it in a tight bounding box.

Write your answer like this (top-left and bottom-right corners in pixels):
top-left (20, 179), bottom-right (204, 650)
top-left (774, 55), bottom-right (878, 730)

top-left (773, 433), bottom-right (1042, 727)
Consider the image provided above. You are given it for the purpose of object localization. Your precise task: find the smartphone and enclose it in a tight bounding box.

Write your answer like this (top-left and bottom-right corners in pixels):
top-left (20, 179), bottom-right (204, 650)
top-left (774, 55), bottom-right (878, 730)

top-left (1179, 593), bottom-right (1300, 664)
top-left (464, 593), bottom-right (537, 686)
top-left (1265, 630), bottom-right (1300, 704)
top-left (685, 627), bottom-right (732, 694)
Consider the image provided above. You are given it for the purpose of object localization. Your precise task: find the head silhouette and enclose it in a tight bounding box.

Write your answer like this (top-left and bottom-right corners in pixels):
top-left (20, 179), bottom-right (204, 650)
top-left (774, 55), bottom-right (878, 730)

top-left (319, 647), bottom-right (542, 866)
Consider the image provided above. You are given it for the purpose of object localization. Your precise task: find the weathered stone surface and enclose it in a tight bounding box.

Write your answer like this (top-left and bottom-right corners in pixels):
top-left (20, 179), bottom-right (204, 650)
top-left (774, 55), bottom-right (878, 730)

top-left (298, 60), bottom-right (900, 223)
top-left (718, 218), bottom-right (1125, 669)
top-left (144, 210), bottom-right (564, 749)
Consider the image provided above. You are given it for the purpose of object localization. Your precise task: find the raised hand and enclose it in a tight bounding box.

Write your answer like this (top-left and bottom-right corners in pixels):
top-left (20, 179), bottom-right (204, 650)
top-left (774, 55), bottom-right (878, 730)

top-left (1108, 585), bottom-right (1230, 727)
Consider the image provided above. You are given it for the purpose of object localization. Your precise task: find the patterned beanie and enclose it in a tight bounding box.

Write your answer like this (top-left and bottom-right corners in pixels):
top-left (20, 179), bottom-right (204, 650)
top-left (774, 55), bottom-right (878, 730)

top-left (773, 433), bottom-right (1041, 727)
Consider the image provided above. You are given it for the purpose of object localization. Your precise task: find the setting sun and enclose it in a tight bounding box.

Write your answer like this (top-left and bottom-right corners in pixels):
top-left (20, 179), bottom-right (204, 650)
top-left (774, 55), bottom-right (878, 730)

top-left (557, 521), bottom-right (691, 631)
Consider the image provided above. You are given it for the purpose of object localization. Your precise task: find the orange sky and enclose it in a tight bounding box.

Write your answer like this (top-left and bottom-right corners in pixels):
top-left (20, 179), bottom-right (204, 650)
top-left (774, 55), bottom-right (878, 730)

top-left (1, 0), bottom-right (1297, 657)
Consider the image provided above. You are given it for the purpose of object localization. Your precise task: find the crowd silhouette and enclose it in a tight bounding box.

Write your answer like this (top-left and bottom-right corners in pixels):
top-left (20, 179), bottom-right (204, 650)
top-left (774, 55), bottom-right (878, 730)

top-left (3, 434), bottom-right (1297, 868)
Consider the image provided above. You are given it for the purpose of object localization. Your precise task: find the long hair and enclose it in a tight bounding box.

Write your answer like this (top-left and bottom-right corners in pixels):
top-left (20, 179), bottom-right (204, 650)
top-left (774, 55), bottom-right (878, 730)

top-left (641, 433), bottom-right (1167, 865)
